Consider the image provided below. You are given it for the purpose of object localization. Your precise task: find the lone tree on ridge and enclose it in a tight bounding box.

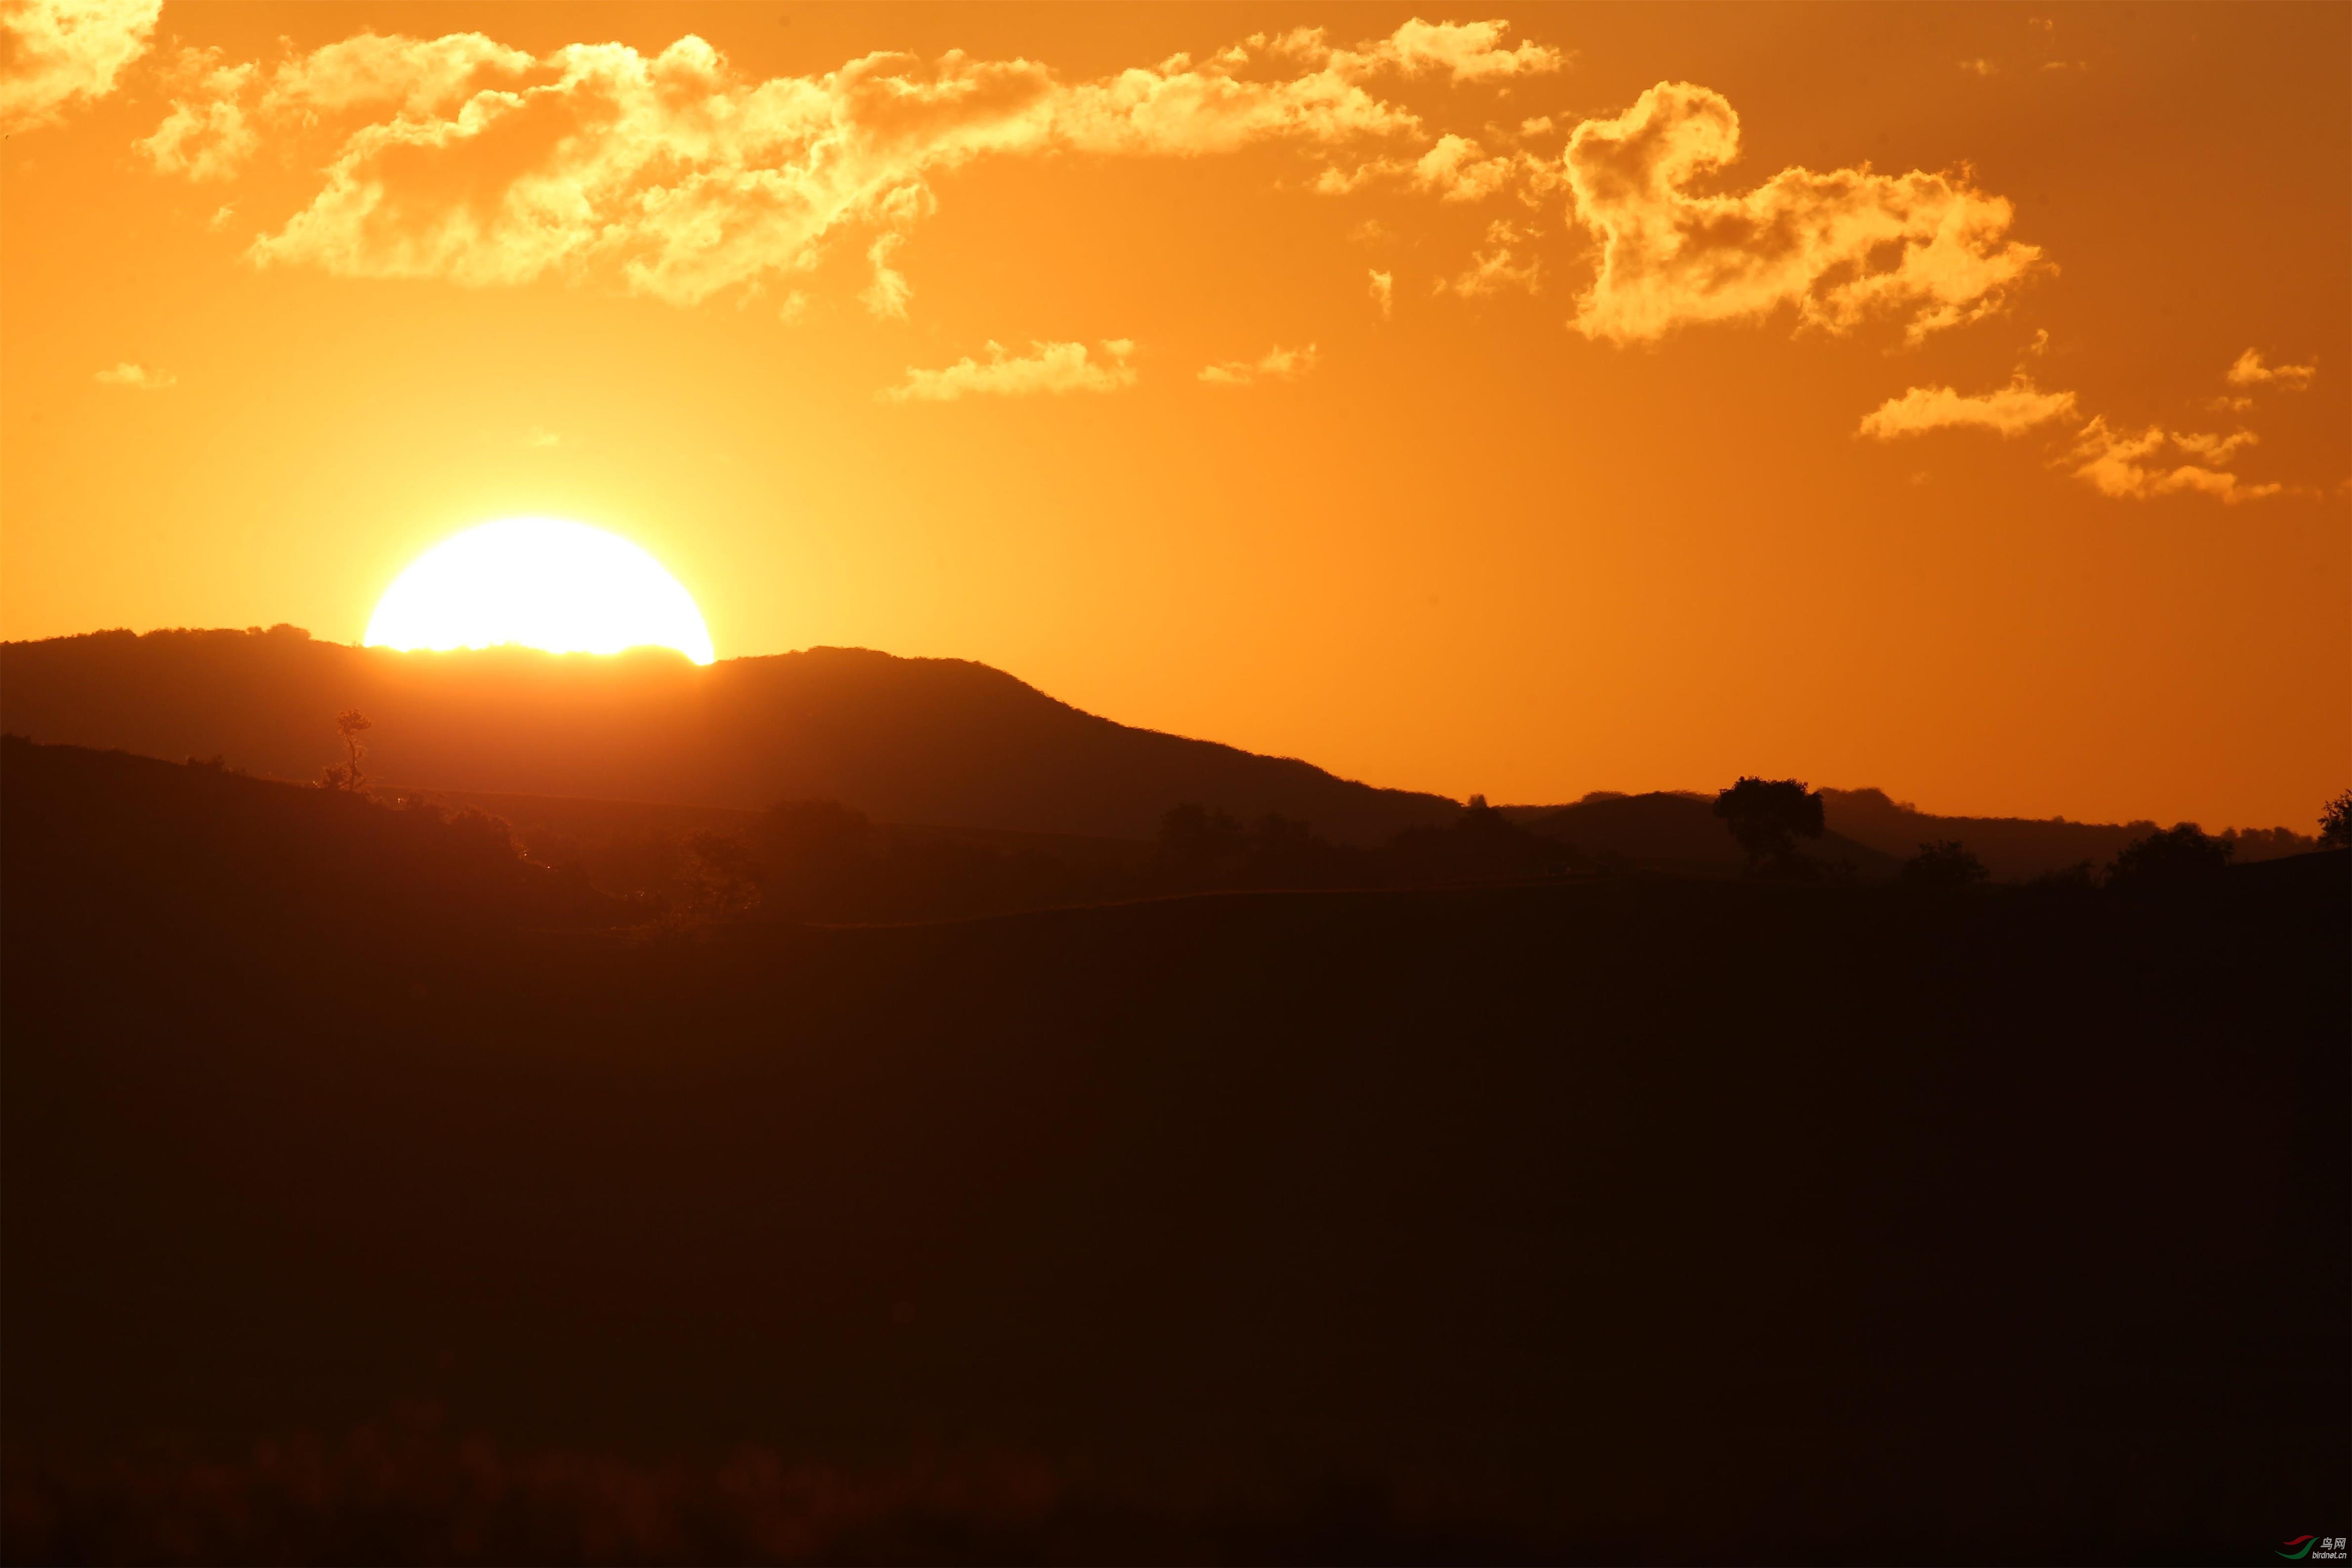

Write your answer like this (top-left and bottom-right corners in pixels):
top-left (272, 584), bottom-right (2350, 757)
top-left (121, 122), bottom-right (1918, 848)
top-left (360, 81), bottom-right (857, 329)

top-left (322, 709), bottom-right (372, 792)
top-left (1712, 776), bottom-right (1825, 874)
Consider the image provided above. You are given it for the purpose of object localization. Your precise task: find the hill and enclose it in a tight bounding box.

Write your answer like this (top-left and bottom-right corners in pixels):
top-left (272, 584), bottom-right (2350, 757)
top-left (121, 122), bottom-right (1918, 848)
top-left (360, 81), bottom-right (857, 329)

top-left (1515, 790), bottom-right (1902, 879)
top-left (1818, 786), bottom-right (2319, 880)
top-left (4, 733), bottom-right (2344, 1562)
top-left (1506, 788), bottom-right (2323, 882)
top-left (0, 626), bottom-right (1459, 845)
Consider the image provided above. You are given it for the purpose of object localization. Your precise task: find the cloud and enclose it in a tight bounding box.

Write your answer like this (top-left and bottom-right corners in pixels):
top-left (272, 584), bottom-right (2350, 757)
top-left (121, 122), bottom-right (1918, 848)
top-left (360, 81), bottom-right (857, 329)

top-left (92, 361), bottom-right (174, 389)
top-left (883, 339), bottom-right (1137, 402)
top-left (1563, 81), bottom-right (2044, 344)
top-left (1313, 131), bottom-right (1564, 205)
top-left (0, 0), bottom-right (158, 131)
top-left (1199, 343), bottom-right (1318, 386)
top-left (1339, 18), bottom-right (1563, 82)
top-left (2225, 348), bottom-right (2316, 390)
top-left (1439, 223), bottom-right (1541, 297)
top-left (860, 232), bottom-right (913, 320)
top-left (137, 48), bottom-right (257, 180)
top-left (1857, 376), bottom-right (2077, 438)
top-left (1958, 58), bottom-right (1997, 77)
top-left (522, 426), bottom-right (560, 448)
top-left (1860, 366), bottom-right (2289, 503)
top-left (1368, 268), bottom-right (1394, 319)
top-left (138, 20), bottom-right (1566, 310)
top-left (2067, 419), bottom-right (2277, 504)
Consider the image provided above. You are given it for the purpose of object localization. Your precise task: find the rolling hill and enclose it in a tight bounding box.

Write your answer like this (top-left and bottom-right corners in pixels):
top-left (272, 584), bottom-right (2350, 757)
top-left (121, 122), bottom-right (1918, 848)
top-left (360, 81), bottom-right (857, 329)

top-left (0, 627), bottom-right (1459, 844)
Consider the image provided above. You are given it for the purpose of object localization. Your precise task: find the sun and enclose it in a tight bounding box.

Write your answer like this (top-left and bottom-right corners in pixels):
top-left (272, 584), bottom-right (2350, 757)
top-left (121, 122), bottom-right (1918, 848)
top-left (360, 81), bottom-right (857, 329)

top-left (365, 518), bottom-right (716, 665)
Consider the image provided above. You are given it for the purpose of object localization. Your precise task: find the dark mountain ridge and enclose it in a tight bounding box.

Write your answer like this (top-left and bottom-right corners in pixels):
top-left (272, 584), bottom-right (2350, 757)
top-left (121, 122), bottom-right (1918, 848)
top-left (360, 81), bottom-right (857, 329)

top-left (0, 627), bottom-right (1459, 845)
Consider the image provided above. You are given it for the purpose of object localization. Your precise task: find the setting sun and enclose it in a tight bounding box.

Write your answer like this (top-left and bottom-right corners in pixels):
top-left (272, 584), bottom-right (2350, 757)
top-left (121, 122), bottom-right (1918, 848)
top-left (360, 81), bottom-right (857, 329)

top-left (363, 518), bottom-right (714, 664)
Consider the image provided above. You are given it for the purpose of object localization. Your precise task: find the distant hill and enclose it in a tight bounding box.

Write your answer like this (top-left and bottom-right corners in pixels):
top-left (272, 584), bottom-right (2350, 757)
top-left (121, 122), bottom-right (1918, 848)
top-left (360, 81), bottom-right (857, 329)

top-left (1515, 791), bottom-right (1901, 880)
top-left (1818, 787), bottom-right (2318, 880)
top-left (0, 627), bottom-right (1459, 844)
top-left (1505, 787), bottom-right (2322, 882)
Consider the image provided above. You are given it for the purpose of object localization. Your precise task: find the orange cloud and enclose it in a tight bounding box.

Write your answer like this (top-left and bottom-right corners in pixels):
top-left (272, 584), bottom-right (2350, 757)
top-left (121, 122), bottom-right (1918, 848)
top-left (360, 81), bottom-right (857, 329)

top-left (2068, 419), bottom-right (2277, 504)
top-left (1862, 371), bottom-right (2288, 504)
top-left (1439, 222), bottom-right (1542, 297)
top-left (92, 361), bottom-right (174, 389)
top-left (142, 20), bottom-right (1564, 310)
top-left (2225, 348), bottom-right (2316, 390)
top-left (0, 0), bottom-right (158, 131)
top-left (883, 339), bottom-right (1137, 403)
top-left (1198, 344), bottom-right (1318, 386)
top-left (136, 48), bottom-right (257, 180)
top-left (1368, 268), bottom-right (1394, 319)
top-left (1564, 82), bottom-right (2044, 344)
top-left (1857, 377), bottom-right (2078, 438)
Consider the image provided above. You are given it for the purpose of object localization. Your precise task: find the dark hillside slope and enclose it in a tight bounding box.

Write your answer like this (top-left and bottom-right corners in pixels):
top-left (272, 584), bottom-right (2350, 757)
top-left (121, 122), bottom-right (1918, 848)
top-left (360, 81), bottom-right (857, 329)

top-left (0, 627), bottom-right (1457, 843)
top-left (3, 741), bottom-right (2344, 1561)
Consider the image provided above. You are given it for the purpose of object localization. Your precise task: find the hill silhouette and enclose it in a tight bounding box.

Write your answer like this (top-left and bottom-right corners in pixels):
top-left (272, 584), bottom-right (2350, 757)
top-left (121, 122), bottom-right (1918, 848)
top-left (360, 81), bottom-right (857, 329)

top-left (0, 627), bottom-right (1459, 844)
top-left (4, 734), bottom-right (2343, 1562)
top-left (1515, 790), bottom-right (1900, 879)
top-left (1817, 786), bottom-right (2318, 879)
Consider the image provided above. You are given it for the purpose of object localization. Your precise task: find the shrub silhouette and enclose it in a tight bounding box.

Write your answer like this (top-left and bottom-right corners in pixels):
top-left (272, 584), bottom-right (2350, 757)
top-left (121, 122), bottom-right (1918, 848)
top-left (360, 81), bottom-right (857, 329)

top-left (1713, 777), bottom-right (1825, 874)
top-left (1900, 839), bottom-right (1989, 890)
top-left (321, 708), bottom-right (372, 792)
top-left (2322, 789), bottom-right (2352, 849)
top-left (2106, 822), bottom-right (2233, 890)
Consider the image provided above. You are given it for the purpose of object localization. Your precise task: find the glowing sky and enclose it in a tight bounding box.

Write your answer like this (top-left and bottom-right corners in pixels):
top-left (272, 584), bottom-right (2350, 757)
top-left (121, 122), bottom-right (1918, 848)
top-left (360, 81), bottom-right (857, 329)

top-left (2, 1), bottom-right (2345, 828)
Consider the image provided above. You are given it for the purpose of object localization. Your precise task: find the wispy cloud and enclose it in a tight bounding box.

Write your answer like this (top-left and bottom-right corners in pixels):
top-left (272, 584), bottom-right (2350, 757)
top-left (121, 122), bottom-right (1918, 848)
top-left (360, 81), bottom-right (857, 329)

top-left (0, 0), bottom-right (159, 132)
top-left (93, 361), bottom-right (175, 389)
top-left (1368, 268), bottom-right (1394, 321)
top-left (1564, 81), bottom-right (2043, 344)
top-left (2224, 348), bottom-right (2316, 390)
top-left (1199, 344), bottom-right (1318, 386)
top-left (884, 339), bottom-right (1137, 403)
top-left (1438, 222), bottom-right (1541, 297)
top-left (1861, 370), bottom-right (2281, 504)
top-left (1857, 377), bottom-right (2077, 439)
top-left (2067, 419), bottom-right (2276, 504)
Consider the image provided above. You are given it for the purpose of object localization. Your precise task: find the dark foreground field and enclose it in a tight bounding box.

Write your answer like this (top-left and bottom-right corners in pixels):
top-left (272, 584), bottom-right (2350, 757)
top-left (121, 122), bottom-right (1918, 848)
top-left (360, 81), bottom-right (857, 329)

top-left (3, 740), bottom-right (2345, 1564)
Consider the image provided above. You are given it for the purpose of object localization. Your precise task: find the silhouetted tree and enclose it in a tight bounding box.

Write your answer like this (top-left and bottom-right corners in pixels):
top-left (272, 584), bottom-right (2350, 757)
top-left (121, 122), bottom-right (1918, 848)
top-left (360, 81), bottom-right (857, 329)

top-left (321, 709), bottom-right (372, 792)
top-left (755, 800), bottom-right (880, 920)
top-left (2106, 822), bottom-right (2232, 890)
top-left (1713, 777), bottom-right (1825, 874)
top-left (685, 830), bottom-right (766, 923)
top-left (1899, 839), bottom-right (1988, 890)
top-left (2321, 789), bottom-right (2352, 848)
top-left (1157, 804), bottom-right (1248, 884)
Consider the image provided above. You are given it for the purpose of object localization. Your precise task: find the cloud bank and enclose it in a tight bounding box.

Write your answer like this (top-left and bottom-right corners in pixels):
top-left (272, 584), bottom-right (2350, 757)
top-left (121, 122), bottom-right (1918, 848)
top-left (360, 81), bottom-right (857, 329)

top-left (883, 339), bottom-right (1137, 403)
top-left (138, 20), bottom-right (1556, 310)
top-left (0, 0), bottom-right (158, 131)
top-left (1563, 82), bottom-right (2043, 344)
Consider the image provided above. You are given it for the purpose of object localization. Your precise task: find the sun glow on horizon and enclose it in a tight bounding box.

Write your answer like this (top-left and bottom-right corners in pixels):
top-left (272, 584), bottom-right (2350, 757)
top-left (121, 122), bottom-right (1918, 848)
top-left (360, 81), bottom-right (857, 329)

top-left (365, 518), bottom-right (715, 665)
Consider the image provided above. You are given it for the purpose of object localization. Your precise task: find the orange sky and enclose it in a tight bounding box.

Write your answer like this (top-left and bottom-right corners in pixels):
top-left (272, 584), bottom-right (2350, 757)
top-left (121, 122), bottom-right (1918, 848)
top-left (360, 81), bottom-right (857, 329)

top-left (3, 1), bottom-right (2346, 829)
